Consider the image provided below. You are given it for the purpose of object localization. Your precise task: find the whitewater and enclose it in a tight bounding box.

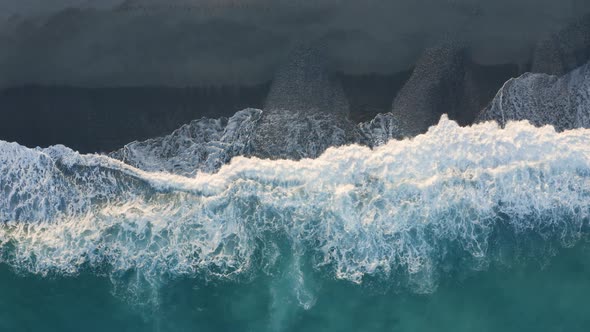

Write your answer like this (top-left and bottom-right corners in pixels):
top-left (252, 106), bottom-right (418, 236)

top-left (1, 114), bottom-right (590, 309)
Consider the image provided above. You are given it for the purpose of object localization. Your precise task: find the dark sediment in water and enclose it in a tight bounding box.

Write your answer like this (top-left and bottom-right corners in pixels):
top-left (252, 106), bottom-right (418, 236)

top-left (391, 45), bottom-right (520, 131)
top-left (262, 47), bottom-right (350, 115)
top-left (390, 44), bottom-right (472, 137)
top-left (358, 45), bottom-right (518, 145)
top-left (249, 46), bottom-right (363, 160)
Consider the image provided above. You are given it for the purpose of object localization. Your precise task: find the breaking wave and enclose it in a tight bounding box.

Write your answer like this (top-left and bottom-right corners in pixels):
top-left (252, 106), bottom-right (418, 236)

top-left (1, 115), bottom-right (590, 301)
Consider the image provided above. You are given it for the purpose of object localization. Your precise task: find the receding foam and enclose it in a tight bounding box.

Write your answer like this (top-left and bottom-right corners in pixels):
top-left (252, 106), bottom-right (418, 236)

top-left (1, 115), bottom-right (590, 298)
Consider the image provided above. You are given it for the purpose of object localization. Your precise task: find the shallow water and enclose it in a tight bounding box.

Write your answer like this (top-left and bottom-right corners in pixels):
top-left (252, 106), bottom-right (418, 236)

top-left (2, 117), bottom-right (590, 331)
top-left (1, 243), bottom-right (589, 332)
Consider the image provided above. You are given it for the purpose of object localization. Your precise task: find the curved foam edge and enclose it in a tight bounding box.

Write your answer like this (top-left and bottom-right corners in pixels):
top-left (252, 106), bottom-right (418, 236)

top-left (1, 116), bottom-right (590, 301)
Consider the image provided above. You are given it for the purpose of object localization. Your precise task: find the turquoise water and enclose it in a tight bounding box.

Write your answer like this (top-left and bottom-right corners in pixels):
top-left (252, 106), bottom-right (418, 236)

top-left (2, 119), bottom-right (590, 331)
top-left (1, 243), bottom-right (589, 331)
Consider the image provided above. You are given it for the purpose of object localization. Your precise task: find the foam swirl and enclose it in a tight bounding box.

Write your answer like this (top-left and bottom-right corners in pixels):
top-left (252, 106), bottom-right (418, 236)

top-left (1, 116), bottom-right (590, 296)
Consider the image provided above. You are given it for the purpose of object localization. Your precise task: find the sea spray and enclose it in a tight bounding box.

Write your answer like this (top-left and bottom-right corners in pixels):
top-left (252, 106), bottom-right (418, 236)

top-left (0, 116), bottom-right (589, 305)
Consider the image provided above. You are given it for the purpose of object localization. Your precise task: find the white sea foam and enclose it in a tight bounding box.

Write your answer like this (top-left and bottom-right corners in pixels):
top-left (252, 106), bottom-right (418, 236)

top-left (477, 62), bottom-right (590, 130)
top-left (107, 60), bottom-right (590, 178)
top-left (111, 108), bottom-right (263, 176)
top-left (1, 116), bottom-right (590, 295)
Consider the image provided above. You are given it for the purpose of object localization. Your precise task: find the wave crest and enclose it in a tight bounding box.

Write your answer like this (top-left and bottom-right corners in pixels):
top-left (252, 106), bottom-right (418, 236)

top-left (1, 116), bottom-right (590, 296)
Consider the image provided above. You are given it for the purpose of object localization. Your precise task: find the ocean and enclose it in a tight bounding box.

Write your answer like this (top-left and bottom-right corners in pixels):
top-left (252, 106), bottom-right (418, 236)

top-left (1, 116), bottom-right (590, 331)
